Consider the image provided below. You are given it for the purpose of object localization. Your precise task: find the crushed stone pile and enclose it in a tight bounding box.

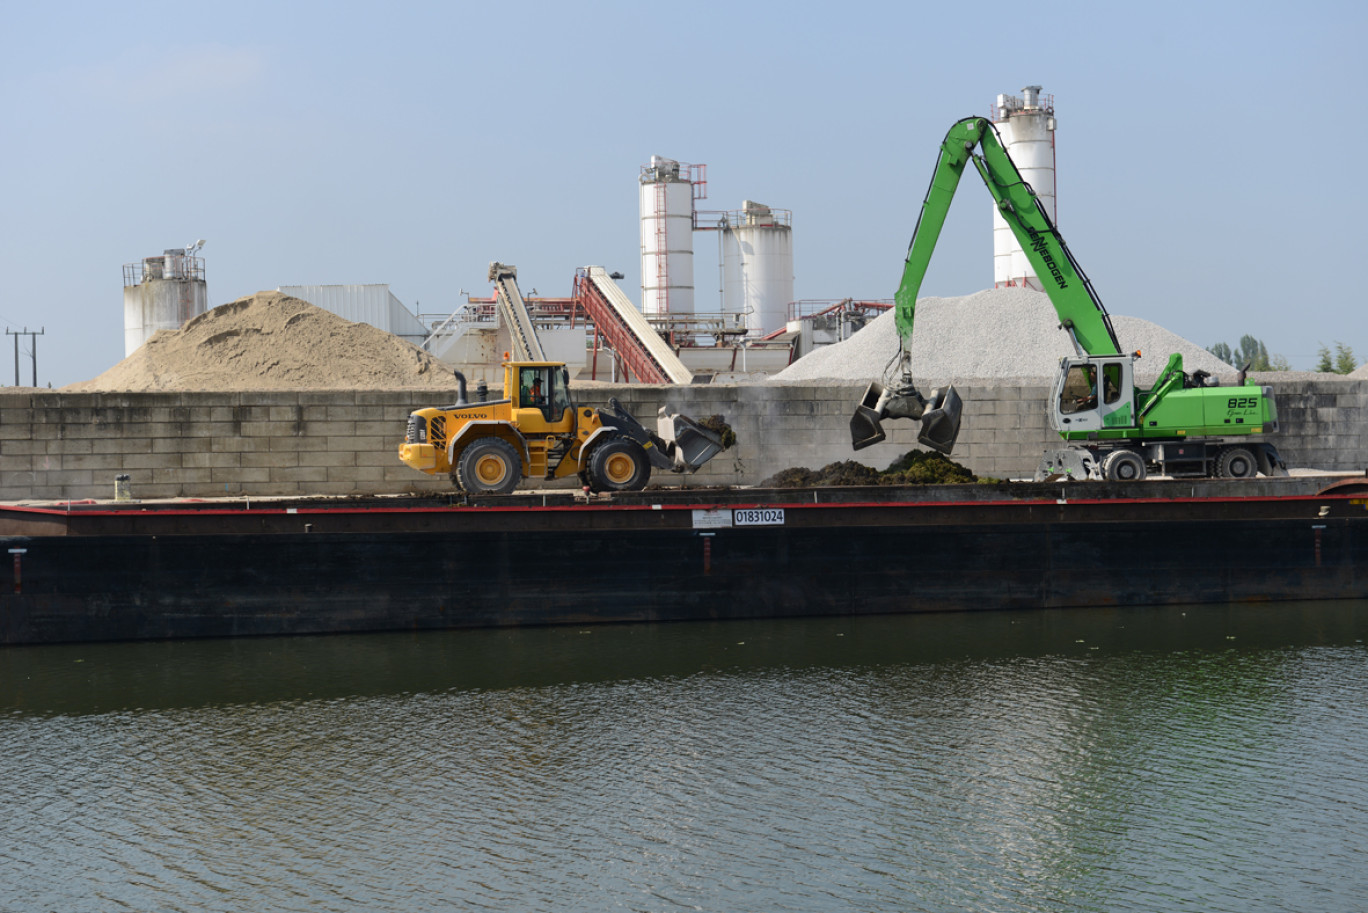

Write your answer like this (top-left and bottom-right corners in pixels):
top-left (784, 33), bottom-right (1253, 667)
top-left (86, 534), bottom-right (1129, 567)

top-left (771, 287), bottom-right (1232, 385)
top-left (1350, 362), bottom-right (1368, 379)
top-left (66, 291), bottom-right (461, 392)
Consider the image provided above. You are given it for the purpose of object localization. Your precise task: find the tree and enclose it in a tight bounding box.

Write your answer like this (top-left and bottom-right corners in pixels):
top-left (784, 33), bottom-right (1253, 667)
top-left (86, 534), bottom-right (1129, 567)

top-left (1208, 334), bottom-right (1282, 371)
top-left (1317, 342), bottom-right (1358, 374)
top-left (1335, 342), bottom-right (1358, 375)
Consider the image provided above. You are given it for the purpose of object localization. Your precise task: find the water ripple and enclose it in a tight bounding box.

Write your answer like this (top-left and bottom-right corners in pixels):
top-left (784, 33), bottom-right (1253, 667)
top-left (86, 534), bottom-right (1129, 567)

top-left (1, 604), bottom-right (1366, 911)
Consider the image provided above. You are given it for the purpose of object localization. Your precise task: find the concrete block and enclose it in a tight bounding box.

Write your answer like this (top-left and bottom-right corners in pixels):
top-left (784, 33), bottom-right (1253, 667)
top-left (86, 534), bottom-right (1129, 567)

top-left (91, 437), bottom-right (154, 455)
top-left (183, 422), bottom-right (240, 439)
top-left (121, 451), bottom-right (187, 470)
top-left (267, 436), bottom-right (311, 453)
top-left (268, 405), bottom-right (303, 423)
top-left (182, 451), bottom-right (241, 470)
top-left (151, 467), bottom-right (213, 485)
top-left (298, 450), bottom-right (356, 468)
top-left (243, 450), bottom-right (299, 469)
top-left (213, 467), bottom-right (270, 485)
top-left (272, 466), bottom-right (330, 483)
top-left (236, 421), bottom-right (283, 438)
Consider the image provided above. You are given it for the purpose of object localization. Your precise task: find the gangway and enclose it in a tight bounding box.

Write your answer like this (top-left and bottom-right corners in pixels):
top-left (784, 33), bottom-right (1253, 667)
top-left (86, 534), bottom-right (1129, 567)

top-left (488, 262), bottom-right (546, 362)
top-left (574, 266), bottom-right (692, 384)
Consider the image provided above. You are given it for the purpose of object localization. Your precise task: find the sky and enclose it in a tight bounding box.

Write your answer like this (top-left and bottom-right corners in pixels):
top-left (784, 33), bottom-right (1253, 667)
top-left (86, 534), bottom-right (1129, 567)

top-left (1, 0), bottom-right (1364, 387)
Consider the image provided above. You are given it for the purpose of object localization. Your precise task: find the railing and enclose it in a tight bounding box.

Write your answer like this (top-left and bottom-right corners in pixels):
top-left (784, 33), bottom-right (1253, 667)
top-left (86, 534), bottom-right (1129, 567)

top-left (787, 298), bottom-right (892, 321)
top-left (122, 256), bottom-right (205, 287)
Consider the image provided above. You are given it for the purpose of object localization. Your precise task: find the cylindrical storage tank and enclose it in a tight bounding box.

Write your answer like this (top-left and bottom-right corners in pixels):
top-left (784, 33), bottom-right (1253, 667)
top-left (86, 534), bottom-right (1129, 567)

top-left (123, 251), bottom-right (209, 355)
top-left (721, 201), bottom-right (794, 335)
top-left (992, 86), bottom-right (1056, 290)
top-left (639, 156), bottom-right (696, 317)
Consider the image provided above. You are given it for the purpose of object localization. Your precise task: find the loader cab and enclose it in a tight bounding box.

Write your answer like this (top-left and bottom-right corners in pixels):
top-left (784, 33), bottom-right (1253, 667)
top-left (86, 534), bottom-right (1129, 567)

top-left (510, 362), bottom-right (573, 432)
top-left (1051, 356), bottom-right (1136, 435)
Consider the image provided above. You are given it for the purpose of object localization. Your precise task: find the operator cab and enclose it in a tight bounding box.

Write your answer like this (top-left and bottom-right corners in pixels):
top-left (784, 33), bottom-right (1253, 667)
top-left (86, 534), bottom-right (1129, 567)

top-left (1051, 356), bottom-right (1135, 434)
top-left (515, 364), bottom-right (572, 427)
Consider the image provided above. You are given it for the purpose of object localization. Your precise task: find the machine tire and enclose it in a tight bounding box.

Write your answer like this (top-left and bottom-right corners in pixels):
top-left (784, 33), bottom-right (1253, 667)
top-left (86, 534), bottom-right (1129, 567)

top-left (588, 438), bottom-right (651, 492)
top-left (1102, 449), bottom-right (1147, 482)
top-left (1217, 446), bottom-right (1258, 479)
top-left (455, 437), bottom-right (522, 494)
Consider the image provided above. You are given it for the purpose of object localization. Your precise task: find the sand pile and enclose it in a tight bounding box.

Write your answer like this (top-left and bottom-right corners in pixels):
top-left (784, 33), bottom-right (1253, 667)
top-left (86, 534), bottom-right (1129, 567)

top-left (66, 291), bottom-right (461, 392)
top-left (771, 287), bottom-right (1232, 385)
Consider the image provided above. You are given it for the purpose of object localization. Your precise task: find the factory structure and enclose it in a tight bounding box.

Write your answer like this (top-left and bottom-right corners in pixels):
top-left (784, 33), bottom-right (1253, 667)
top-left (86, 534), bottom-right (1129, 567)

top-left (121, 241), bottom-right (209, 357)
top-left (992, 86), bottom-right (1057, 290)
top-left (119, 86), bottom-right (1056, 383)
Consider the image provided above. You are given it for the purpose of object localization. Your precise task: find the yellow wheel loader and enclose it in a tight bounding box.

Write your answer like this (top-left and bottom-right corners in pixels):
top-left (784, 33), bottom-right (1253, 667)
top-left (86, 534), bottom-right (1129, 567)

top-left (398, 361), bottom-right (726, 494)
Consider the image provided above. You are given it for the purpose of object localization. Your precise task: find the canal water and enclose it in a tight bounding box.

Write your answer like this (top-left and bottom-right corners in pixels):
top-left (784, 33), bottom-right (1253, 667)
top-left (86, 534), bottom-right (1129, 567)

top-left (2, 601), bottom-right (1366, 913)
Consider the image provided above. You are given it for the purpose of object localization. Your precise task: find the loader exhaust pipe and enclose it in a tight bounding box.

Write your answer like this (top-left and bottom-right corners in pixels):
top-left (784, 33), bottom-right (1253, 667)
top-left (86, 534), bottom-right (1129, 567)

top-left (851, 378), bottom-right (962, 454)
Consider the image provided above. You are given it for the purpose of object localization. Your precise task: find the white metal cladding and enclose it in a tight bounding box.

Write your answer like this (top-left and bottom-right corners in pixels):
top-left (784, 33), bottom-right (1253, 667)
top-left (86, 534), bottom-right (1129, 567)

top-left (123, 277), bottom-right (208, 356)
top-left (722, 213), bottom-right (794, 336)
top-left (992, 88), bottom-right (1056, 290)
top-left (639, 160), bottom-right (695, 317)
top-left (277, 284), bottom-right (427, 343)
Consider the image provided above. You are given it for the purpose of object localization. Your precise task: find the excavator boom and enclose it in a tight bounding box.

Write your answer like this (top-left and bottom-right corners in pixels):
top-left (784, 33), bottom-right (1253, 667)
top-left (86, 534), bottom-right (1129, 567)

top-left (852, 116), bottom-right (1121, 452)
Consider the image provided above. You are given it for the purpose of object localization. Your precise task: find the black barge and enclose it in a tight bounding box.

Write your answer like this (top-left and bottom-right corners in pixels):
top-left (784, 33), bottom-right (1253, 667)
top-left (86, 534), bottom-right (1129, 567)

top-left (2, 478), bottom-right (1365, 646)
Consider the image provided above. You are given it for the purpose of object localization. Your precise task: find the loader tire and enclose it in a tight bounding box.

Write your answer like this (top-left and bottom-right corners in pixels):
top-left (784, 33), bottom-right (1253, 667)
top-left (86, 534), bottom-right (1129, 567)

top-left (588, 438), bottom-right (651, 492)
top-left (456, 437), bottom-right (522, 494)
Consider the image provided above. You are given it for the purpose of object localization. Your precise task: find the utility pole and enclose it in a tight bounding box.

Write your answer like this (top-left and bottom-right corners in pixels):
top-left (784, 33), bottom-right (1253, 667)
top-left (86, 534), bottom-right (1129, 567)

top-left (6, 327), bottom-right (44, 387)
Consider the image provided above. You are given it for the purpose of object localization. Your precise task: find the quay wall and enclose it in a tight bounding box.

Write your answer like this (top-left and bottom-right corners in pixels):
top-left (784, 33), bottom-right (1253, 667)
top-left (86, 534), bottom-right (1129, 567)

top-left (1, 377), bottom-right (1364, 500)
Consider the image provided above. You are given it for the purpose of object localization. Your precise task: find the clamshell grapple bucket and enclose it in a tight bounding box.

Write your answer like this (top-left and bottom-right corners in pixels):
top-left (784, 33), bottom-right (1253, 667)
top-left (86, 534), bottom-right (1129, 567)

top-left (850, 380), bottom-right (962, 455)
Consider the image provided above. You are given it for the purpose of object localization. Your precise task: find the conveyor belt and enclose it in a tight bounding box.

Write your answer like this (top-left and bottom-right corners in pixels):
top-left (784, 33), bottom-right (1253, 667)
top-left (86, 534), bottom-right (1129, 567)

top-left (488, 262), bottom-right (545, 362)
top-left (575, 266), bottom-right (691, 384)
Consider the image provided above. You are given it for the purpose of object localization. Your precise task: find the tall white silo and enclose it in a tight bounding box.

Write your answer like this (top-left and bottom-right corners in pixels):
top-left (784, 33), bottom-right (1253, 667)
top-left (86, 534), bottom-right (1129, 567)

top-left (991, 86), bottom-right (1057, 290)
top-left (722, 201), bottom-right (794, 335)
top-left (122, 243), bottom-right (209, 355)
top-left (639, 156), bottom-right (699, 317)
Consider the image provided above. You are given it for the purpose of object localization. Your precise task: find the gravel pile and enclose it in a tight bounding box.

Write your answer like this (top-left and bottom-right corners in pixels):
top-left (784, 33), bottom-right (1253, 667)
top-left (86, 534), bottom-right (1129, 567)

top-left (66, 291), bottom-right (461, 392)
top-left (771, 287), bottom-right (1232, 385)
top-left (1351, 362), bottom-right (1368, 379)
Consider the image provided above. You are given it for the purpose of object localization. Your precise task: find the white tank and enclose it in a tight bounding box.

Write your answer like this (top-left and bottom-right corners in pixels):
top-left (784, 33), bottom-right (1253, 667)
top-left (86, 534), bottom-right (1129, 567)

top-left (122, 248), bottom-right (209, 355)
top-left (721, 201), bottom-right (794, 335)
top-left (639, 156), bottom-right (697, 316)
top-left (992, 86), bottom-right (1057, 290)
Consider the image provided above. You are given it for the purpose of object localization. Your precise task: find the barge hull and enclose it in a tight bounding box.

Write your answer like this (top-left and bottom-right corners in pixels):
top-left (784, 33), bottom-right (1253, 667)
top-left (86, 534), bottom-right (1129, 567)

top-left (2, 484), bottom-right (1364, 645)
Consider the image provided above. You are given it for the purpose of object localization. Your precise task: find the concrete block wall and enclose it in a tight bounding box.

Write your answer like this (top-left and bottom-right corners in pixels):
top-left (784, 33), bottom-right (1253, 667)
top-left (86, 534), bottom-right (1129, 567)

top-left (1, 377), bottom-right (1363, 500)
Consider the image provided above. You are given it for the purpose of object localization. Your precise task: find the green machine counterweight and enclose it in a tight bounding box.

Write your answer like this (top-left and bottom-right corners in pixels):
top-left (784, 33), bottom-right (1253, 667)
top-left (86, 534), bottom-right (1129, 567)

top-left (850, 116), bottom-right (1285, 481)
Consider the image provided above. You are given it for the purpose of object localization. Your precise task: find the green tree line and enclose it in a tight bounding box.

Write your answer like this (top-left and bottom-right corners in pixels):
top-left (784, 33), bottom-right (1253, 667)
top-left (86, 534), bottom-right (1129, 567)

top-left (1208, 335), bottom-right (1358, 374)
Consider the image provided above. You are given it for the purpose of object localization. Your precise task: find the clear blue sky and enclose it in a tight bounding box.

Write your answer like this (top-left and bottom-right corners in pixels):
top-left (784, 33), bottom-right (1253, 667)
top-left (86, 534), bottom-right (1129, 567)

top-left (2, 0), bottom-right (1363, 387)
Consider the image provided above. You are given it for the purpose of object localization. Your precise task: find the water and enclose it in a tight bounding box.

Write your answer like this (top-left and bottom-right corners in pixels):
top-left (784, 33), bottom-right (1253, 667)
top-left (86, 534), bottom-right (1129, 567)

top-left (2, 602), bottom-right (1367, 912)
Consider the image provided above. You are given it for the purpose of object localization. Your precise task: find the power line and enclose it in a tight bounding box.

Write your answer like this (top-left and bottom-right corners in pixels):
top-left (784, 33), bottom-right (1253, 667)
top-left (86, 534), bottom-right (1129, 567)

top-left (5, 327), bottom-right (44, 387)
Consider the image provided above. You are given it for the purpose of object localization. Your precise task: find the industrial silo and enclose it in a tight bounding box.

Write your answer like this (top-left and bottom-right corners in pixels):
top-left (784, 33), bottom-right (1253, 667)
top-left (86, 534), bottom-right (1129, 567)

top-left (991, 86), bottom-right (1057, 289)
top-left (123, 242), bottom-right (208, 355)
top-left (721, 201), bottom-right (794, 335)
top-left (639, 156), bottom-right (702, 317)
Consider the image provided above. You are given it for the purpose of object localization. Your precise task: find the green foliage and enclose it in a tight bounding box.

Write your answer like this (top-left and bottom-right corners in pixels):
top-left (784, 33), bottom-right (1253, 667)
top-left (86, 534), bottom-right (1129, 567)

top-left (1208, 334), bottom-right (1285, 371)
top-left (1317, 342), bottom-right (1358, 374)
top-left (1335, 343), bottom-right (1358, 375)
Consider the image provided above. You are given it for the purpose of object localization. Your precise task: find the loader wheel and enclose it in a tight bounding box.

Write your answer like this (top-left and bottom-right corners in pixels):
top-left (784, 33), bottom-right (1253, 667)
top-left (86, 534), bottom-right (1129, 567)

top-left (588, 438), bottom-right (651, 492)
top-left (1217, 446), bottom-right (1258, 479)
top-left (1102, 449), bottom-right (1146, 482)
top-left (456, 437), bottom-right (522, 494)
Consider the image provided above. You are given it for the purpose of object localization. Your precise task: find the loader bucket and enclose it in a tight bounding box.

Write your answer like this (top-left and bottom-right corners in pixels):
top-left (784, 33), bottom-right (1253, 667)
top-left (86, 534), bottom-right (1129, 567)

top-left (658, 409), bottom-right (725, 472)
top-left (916, 385), bottom-right (962, 455)
top-left (850, 381), bottom-right (888, 451)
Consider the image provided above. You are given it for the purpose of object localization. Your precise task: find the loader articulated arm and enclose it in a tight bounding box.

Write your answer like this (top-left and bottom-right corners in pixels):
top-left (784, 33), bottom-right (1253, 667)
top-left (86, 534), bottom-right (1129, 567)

top-left (851, 116), bottom-right (1122, 454)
